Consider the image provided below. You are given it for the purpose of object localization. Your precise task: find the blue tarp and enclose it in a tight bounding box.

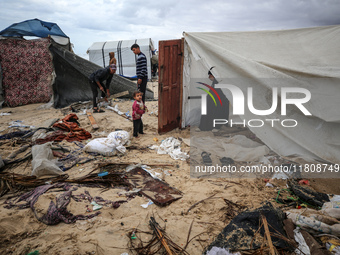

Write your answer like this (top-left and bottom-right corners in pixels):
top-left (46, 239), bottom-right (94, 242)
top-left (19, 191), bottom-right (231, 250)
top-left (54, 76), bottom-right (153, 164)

top-left (0, 18), bottom-right (68, 38)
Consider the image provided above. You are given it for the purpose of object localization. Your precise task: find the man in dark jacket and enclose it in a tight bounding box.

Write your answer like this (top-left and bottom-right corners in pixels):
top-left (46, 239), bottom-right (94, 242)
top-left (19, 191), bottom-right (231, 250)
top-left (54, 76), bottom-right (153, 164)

top-left (89, 64), bottom-right (116, 113)
top-left (131, 44), bottom-right (148, 103)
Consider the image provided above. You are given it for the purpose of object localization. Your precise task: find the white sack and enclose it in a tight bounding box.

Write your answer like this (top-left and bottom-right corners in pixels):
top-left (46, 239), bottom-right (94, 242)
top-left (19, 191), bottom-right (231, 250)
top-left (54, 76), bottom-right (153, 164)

top-left (84, 130), bottom-right (130, 156)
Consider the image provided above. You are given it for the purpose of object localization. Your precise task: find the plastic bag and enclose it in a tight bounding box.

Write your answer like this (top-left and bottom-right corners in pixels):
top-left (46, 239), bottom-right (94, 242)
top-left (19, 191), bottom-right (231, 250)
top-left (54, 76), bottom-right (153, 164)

top-left (293, 227), bottom-right (310, 255)
top-left (31, 142), bottom-right (64, 177)
top-left (152, 137), bottom-right (189, 161)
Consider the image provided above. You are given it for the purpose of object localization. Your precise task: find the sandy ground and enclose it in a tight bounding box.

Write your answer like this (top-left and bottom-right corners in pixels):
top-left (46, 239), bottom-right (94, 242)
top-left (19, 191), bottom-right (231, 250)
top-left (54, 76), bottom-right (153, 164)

top-left (0, 83), bottom-right (339, 255)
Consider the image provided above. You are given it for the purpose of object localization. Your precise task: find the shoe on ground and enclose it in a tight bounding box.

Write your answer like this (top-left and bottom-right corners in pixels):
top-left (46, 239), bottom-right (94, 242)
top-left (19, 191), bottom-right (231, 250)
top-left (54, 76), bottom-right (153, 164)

top-left (93, 108), bottom-right (105, 113)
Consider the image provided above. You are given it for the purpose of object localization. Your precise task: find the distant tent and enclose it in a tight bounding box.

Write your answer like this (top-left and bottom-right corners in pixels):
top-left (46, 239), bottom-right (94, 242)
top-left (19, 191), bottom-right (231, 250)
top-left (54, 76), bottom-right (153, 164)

top-left (87, 38), bottom-right (155, 80)
top-left (0, 19), bottom-right (153, 108)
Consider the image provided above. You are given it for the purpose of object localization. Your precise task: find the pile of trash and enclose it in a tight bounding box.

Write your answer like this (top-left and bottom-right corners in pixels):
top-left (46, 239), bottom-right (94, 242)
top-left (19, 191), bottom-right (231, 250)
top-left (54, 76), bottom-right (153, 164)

top-left (204, 180), bottom-right (340, 254)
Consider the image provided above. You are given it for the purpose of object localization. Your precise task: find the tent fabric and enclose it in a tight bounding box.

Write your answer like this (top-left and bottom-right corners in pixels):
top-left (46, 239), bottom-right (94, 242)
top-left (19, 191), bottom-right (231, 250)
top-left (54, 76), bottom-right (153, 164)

top-left (87, 38), bottom-right (154, 79)
top-left (0, 19), bottom-right (68, 39)
top-left (50, 43), bottom-right (154, 108)
top-left (183, 25), bottom-right (340, 164)
top-left (0, 38), bottom-right (53, 107)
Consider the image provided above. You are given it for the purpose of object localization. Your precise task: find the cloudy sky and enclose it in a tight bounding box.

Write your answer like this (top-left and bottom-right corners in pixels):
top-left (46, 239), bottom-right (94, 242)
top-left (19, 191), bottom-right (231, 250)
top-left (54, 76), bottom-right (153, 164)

top-left (1, 0), bottom-right (340, 59)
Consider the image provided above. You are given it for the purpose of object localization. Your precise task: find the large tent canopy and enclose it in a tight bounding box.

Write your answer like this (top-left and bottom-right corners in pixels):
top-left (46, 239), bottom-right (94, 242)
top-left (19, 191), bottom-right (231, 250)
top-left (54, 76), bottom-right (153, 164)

top-left (183, 25), bottom-right (340, 164)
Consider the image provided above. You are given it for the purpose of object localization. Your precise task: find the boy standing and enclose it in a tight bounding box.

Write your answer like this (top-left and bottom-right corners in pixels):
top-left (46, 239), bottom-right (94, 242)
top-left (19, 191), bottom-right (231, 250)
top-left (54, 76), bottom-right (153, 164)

top-left (132, 91), bottom-right (147, 137)
top-left (131, 44), bottom-right (148, 103)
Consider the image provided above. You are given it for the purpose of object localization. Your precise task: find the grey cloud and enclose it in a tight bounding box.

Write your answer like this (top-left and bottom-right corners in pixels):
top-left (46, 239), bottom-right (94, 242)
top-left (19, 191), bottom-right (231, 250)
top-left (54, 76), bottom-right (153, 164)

top-left (0, 0), bottom-right (339, 55)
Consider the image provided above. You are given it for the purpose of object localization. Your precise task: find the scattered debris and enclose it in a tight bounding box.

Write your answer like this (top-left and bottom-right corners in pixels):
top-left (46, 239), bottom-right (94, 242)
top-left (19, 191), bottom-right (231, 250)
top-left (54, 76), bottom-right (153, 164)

top-left (288, 180), bottom-right (330, 208)
top-left (107, 104), bottom-right (132, 121)
top-left (4, 183), bottom-right (101, 225)
top-left (204, 203), bottom-right (291, 253)
top-left (60, 91), bottom-right (130, 114)
top-left (150, 137), bottom-right (189, 161)
top-left (141, 199), bottom-right (154, 209)
top-left (128, 216), bottom-right (189, 255)
top-left (125, 165), bottom-right (182, 206)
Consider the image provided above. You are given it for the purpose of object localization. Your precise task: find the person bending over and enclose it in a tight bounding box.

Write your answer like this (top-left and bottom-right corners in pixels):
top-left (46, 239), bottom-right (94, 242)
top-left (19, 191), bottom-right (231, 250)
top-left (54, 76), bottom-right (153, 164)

top-left (89, 64), bottom-right (116, 113)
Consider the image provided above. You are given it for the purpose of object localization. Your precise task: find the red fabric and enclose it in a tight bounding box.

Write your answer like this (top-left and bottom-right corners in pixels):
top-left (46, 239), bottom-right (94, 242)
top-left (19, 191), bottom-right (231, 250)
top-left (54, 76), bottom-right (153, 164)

top-left (298, 180), bottom-right (310, 185)
top-left (62, 113), bottom-right (78, 122)
top-left (35, 114), bottom-right (92, 144)
top-left (52, 114), bottom-right (92, 142)
top-left (0, 38), bottom-right (53, 107)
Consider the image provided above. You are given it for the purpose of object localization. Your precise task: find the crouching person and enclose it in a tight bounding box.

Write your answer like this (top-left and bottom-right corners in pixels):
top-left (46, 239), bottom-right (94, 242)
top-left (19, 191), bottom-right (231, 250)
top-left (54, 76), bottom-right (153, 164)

top-left (89, 64), bottom-right (116, 113)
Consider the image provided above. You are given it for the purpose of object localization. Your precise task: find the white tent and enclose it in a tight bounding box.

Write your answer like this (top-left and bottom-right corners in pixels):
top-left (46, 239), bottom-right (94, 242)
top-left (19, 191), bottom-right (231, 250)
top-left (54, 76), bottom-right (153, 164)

top-left (87, 38), bottom-right (155, 79)
top-left (182, 25), bottom-right (340, 164)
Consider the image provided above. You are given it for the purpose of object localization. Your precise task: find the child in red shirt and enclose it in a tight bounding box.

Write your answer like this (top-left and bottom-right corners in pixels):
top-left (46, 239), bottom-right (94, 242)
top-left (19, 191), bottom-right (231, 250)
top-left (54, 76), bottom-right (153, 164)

top-left (132, 91), bottom-right (147, 137)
